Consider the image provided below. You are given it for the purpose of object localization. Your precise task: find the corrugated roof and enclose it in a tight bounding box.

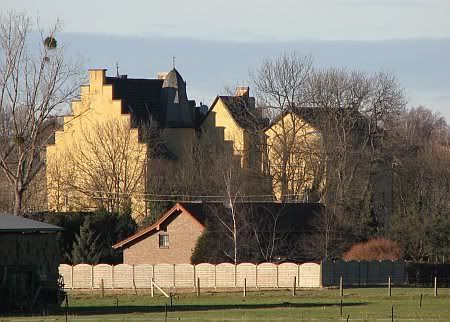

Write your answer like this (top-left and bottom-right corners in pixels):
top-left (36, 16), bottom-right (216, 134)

top-left (0, 213), bottom-right (63, 232)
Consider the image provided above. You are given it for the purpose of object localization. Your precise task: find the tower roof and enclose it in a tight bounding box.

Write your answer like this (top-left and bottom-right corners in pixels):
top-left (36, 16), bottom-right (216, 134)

top-left (162, 68), bottom-right (185, 89)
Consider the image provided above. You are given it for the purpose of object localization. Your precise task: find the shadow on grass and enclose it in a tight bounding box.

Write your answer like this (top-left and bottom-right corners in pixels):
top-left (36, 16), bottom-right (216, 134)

top-left (56, 302), bottom-right (367, 316)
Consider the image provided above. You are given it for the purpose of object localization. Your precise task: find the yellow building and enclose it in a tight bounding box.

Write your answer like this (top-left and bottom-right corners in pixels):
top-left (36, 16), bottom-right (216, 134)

top-left (201, 87), bottom-right (264, 170)
top-left (46, 68), bottom-right (323, 219)
top-left (264, 110), bottom-right (324, 201)
top-left (46, 68), bottom-right (204, 220)
top-left (47, 69), bottom-right (266, 220)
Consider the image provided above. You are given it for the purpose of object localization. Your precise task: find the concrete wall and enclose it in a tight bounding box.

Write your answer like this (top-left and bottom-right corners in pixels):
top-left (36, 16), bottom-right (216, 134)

top-left (123, 209), bottom-right (204, 264)
top-left (58, 262), bottom-right (322, 289)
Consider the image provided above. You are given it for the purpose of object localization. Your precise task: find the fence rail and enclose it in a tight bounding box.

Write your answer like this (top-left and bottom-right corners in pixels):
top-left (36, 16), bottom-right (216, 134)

top-left (59, 262), bottom-right (321, 290)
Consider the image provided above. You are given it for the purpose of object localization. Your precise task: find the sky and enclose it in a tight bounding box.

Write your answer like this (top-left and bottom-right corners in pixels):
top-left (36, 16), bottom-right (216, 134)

top-left (2, 0), bottom-right (450, 120)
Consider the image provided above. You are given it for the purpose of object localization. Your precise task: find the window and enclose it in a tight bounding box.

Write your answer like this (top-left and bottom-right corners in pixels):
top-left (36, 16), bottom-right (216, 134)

top-left (159, 234), bottom-right (169, 248)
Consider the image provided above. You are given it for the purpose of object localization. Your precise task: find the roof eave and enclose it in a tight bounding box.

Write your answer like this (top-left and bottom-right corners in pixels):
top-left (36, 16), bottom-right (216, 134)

top-left (112, 202), bottom-right (206, 249)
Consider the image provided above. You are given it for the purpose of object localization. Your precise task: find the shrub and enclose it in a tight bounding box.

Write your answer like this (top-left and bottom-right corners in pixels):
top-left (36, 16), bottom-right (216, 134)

top-left (343, 238), bottom-right (403, 261)
top-left (27, 211), bottom-right (136, 264)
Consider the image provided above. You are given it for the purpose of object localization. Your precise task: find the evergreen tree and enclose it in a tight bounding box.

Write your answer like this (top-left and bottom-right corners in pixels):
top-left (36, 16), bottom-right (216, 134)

top-left (71, 215), bottom-right (104, 264)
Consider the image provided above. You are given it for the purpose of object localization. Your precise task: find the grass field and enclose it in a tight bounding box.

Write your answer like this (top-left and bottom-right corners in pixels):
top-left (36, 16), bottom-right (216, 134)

top-left (2, 287), bottom-right (449, 321)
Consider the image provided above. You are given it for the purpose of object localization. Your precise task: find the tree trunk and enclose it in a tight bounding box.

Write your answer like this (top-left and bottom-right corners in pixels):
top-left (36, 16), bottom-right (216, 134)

top-left (14, 188), bottom-right (24, 216)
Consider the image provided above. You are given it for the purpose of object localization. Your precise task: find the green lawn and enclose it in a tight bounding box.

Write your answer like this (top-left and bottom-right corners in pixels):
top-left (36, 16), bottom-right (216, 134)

top-left (3, 287), bottom-right (450, 321)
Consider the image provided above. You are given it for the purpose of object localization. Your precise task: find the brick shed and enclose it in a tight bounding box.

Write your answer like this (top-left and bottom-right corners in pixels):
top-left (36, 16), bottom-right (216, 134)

top-left (0, 213), bottom-right (64, 312)
top-left (113, 203), bottom-right (206, 265)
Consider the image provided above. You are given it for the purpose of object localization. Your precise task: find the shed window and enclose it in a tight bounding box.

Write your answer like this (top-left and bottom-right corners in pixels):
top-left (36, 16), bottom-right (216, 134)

top-left (159, 234), bottom-right (169, 248)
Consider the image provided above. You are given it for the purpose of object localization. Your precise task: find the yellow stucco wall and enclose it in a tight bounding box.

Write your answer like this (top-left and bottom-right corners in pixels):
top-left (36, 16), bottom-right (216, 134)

top-left (201, 98), bottom-right (246, 166)
top-left (46, 70), bottom-right (148, 219)
top-left (47, 73), bottom-right (321, 219)
top-left (162, 128), bottom-right (198, 164)
top-left (265, 112), bottom-right (324, 201)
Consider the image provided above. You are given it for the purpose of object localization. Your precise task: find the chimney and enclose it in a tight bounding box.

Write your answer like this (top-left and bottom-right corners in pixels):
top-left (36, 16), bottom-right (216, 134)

top-left (235, 86), bottom-right (250, 97)
top-left (158, 72), bottom-right (169, 80)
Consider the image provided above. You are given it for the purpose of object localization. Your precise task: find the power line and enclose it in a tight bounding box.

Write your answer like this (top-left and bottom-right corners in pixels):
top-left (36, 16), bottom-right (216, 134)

top-left (59, 187), bottom-right (309, 199)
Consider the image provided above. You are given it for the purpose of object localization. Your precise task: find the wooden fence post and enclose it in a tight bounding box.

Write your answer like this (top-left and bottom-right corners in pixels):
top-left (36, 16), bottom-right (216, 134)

top-left (132, 265), bottom-right (137, 295)
top-left (434, 277), bottom-right (437, 297)
top-left (151, 277), bottom-right (154, 297)
top-left (244, 278), bottom-right (247, 297)
top-left (197, 277), bottom-right (200, 296)
top-left (292, 276), bottom-right (296, 296)
top-left (340, 276), bottom-right (343, 296)
top-left (388, 276), bottom-right (391, 297)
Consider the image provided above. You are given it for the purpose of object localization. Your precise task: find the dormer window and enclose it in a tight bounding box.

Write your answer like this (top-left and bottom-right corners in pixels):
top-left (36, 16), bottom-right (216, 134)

top-left (159, 234), bottom-right (169, 248)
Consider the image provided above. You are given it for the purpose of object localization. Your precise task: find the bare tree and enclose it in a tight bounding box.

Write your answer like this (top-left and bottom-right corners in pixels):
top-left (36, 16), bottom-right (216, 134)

top-left (307, 68), bottom-right (406, 241)
top-left (386, 107), bottom-right (450, 262)
top-left (0, 12), bottom-right (83, 215)
top-left (47, 118), bottom-right (158, 218)
top-left (248, 204), bottom-right (293, 262)
top-left (251, 52), bottom-right (319, 200)
top-left (303, 209), bottom-right (343, 260)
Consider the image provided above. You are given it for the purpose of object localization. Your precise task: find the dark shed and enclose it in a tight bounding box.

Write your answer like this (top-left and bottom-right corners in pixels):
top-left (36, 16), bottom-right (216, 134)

top-left (0, 213), bottom-right (63, 312)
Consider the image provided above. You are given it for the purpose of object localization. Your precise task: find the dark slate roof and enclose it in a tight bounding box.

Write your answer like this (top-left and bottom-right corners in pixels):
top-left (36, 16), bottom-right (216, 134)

top-left (113, 201), bottom-right (323, 249)
top-left (177, 202), bottom-right (209, 226)
top-left (162, 69), bottom-right (185, 90)
top-left (0, 213), bottom-right (63, 233)
top-left (105, 77), bottom-right (164, 125)
top-left (218, 96), bottom-right (264, 130)
top-left (179, 201), bottom-right (323, 231)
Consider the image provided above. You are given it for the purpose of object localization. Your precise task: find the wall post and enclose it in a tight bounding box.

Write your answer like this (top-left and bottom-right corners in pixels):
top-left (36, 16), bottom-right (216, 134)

top-left (276, 264), bottom-right (279, 288)
top-left (91, 264), bottom-right (94, 289)
top-left (173, 264), bottom-right (176, 289)
top-left (111, 265), bottom-right (115, 289)
top-left (255, 264), bottom-right (258, 289)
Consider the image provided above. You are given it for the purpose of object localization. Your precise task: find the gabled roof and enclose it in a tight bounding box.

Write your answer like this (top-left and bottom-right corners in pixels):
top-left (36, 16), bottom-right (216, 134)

top-left (265, 107), bottom-right (320, 131)
top-left (113, 201), bottom-right (323, 249)
top-left (179, 202), bottom-right (323, 233)
top-left (218, 96), bottom-right (265, 130)
top-left (0, 213), bottom-right (63, 233)
top-left (112, 202), bottom-right (206, 249)
top-left (204, 95), bottom-right (266, 131)
top-left (105, 77), bottom-right (164, 126)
